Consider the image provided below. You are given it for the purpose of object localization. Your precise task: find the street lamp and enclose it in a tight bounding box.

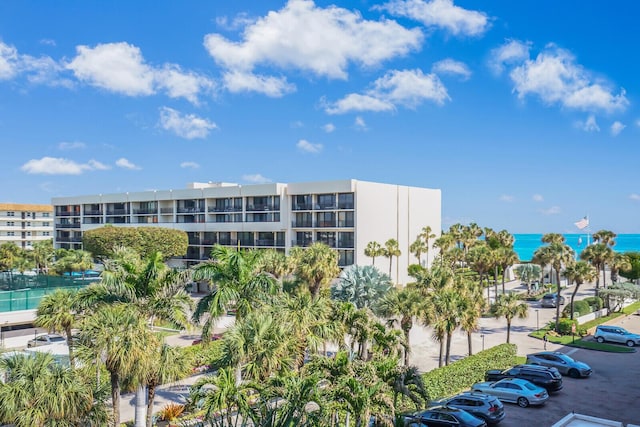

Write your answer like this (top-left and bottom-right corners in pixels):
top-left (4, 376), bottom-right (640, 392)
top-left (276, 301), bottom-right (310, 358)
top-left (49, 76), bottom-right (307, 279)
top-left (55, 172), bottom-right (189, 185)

top-left (536, 309), bottom-right (540, 332)
top-left (480, 333), bottom-right (485, 351)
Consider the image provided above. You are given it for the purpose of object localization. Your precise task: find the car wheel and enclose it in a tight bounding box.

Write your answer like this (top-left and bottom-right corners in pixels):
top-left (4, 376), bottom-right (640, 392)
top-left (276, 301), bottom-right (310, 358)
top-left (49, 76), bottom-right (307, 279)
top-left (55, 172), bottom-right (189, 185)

top-left (517, 397), bottom-right (529, 408)
top-left (626, 340), bottom-right (635, 347)
top-left (569, 369), bottom-right (580, 378)
top-left (596, 337), bottom-right (605, 343)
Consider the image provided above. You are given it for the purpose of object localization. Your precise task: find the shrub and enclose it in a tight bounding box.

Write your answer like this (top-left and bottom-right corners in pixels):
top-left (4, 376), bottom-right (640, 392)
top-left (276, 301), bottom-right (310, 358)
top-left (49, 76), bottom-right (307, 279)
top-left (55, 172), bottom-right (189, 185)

top-left (421, 344), bottom-right (518, 399)
top-left (583, 296), bottom-right (603, 311)
top-left (563, 300), bottom-right (590, 317)
top-left (557, 318), bottom-right (578, 335)
top-left (181, 340), bottom-right (223, 374)
top-left (158, 403), bottom-right (185, 421)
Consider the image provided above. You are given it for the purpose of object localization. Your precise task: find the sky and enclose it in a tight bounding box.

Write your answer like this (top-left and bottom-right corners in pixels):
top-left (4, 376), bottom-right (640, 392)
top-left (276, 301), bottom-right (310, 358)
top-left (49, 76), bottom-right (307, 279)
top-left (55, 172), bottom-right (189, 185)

top-left (1, 0), bottom-right (639, 233)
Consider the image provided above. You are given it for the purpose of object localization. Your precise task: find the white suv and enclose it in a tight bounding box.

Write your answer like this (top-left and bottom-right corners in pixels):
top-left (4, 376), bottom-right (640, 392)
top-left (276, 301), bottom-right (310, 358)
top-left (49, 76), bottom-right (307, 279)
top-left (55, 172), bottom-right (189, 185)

top-left (594, 325), bottom-right (640, 347)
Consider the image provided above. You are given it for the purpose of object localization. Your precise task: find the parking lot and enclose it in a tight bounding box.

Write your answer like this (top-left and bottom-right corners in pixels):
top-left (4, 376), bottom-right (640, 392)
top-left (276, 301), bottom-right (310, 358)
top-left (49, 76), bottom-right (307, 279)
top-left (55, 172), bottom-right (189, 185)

top-left (497, 314), bottom-right (640, 426)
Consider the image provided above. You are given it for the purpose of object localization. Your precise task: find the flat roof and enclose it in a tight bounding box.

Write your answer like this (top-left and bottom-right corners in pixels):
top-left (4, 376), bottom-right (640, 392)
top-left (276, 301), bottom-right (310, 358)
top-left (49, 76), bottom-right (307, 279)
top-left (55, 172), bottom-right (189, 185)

top-left (0, 203), bottom-right (53, 212)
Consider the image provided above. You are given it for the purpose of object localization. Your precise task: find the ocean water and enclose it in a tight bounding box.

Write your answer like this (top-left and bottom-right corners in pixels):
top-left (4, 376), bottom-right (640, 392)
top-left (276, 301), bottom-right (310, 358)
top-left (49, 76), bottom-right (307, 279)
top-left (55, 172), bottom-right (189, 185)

top-left (512, 234), bottom-right (640, 262)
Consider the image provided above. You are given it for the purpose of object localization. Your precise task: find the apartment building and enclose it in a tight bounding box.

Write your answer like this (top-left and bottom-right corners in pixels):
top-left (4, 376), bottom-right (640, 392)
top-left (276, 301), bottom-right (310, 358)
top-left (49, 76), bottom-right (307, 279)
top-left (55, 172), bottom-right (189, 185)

top-left (0, 203), bottom-right (54, 249)
top-left (52, 179), bottom-right (441, 284)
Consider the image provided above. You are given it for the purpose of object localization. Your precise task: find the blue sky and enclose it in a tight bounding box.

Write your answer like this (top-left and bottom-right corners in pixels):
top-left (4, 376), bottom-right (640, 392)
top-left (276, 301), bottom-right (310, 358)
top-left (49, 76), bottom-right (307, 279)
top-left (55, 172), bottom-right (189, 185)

top-left (1, 0), bottom-right (639, 233)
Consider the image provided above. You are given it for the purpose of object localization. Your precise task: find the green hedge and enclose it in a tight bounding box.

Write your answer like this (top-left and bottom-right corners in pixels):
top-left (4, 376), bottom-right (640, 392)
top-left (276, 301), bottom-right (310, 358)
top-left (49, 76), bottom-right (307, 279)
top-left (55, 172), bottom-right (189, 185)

top-left (421, 344), bottom-right (518, 399)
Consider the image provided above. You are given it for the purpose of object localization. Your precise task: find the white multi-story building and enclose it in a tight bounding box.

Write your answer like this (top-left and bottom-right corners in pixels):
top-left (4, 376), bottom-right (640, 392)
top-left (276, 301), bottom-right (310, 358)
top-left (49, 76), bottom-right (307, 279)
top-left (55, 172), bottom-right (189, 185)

top-left (52, 179), bottom-right (441, 284)
top-left (0, 203), bottom-right (54, 249)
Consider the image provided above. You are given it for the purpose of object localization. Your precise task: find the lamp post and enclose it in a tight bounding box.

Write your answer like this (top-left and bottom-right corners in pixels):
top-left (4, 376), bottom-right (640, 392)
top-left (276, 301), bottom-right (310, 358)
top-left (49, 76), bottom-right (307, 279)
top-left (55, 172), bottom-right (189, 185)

top-left (480, 333), bottom-right (485, 351)
top-left (536, 309), bottom-right (540, 332)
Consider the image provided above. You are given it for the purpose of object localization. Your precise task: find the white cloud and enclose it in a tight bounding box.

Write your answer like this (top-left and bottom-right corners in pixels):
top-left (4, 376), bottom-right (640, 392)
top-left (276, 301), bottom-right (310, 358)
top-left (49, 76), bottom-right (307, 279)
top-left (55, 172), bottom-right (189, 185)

top-left (489, 39), bottom-right (531, 74)
top-left (432, 58), bottom-right (471, 80)
top-left (326, 69), bottom-right (448, 114)
top-left (222, 70), bottom-right (294, 97)
top-left (297, 139), bottom-right (323, 153)
top-left (180, 161), bottom-right (200, 169)
top-left (242, 174), bottom-right (272, 184)
top-left (0, 41), bottom-right (69, 86)
top-left (354, 116), bottom-right (367, 130)
top-left (58, 141), bottom-right (86, 150)
top-left (0, 42), bottom-right (19, 79)
top-left (503, 43), bottom-right (628, 113)
top-left (40, 39), bottom-right (56, 46)
top-left (323, 123), bottom-right (336, 133)
top-left (576, 114), bottom-right (600, 132)
top-left (159, 107), bottom-right (217, 139)
top-left (67, 42), bottom-right (214, 103)
top-left (610, 121), bottom-right (626, 136)
top-left (630, 194), bottom-right (640, 201)
top-left (215, 13), bottom-right (256, 31)
top-left (532, 194), bottom-right (544, 202)
top-left (538, 206), bottom-right (561, 215)
top-left (204, 0), bottom-right (423, 87)
top-left (378, 0), bottom-right (490, 36)
top-left (21, 157), bottom-right (107, 175)
top-left (499, 194), bottom-right (514, 202)
top-left (115, 158), bottom-right (141, 170)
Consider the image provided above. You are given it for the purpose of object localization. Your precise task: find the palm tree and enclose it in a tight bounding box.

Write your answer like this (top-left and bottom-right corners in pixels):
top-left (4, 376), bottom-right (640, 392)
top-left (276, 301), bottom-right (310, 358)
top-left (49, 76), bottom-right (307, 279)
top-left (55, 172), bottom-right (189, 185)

top-left (535, 238), bottom-right (575, 332)
top-left (331, 265), bottom-right (392, 309)
top-left (193, 245), bottom-right (276, 338)
top-left (375, 287), bottom-right (422, 366)
top-left (78, 303), bottom-right (156, 427)
top-left (0, 351), bottom-right (109, 426)
top-left (364, 241), bottom-right (385, 266)
top-left (0, 242), bottom-right (23, 282)
top-left (541, 233), bottom-right (565, 245)
top-left (428, 288), bottom-right (463, 365)
top-left (592, 230), bottom-right (617, 247)
top-left (143, 342), bottom-right (191, 427)
top-left (373, 357), bottom-right (429, 411)
top-left (514, 263), bottom-right (542, 294)
top-left (29, 239), bottom-right (54, 274)
top-left (420, 225), bottom-right (437, 268)
top-left (491, 293), bottom-right (528, 343)
top-left (290, 242), bottom-right (340, 300)
top-left (458, 280), bottom-right (485, 356)
top-left (609, 252), bottom-right (631, 284)
top-left (409, 237), bottom-right (428, 266)
top-left (466, 243), bottom-right (493, 303)
top-left (383, 238), bottom-right (401, 281)
top-left (496, 247), bottom-right (519, 294)
top-left (580, 243), bottom-right (614, 292)
top-left (54, 248), bottom-right (93, 279)
top-left (34, 288), bottom-right (79, 368)
top-left (564, 261), bottom-right (597, 320)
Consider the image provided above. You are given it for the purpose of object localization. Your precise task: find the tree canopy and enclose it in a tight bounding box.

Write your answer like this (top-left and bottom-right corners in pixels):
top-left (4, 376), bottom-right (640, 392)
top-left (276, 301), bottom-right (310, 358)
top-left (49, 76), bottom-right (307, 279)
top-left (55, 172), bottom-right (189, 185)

top-left (83, 225), bottom-right (188, 259)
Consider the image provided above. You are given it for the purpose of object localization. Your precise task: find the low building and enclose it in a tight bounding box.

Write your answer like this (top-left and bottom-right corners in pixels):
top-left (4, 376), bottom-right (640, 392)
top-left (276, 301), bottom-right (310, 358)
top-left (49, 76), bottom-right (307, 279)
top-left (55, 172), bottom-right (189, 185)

top-left (0, 203), bottom-right (53, 249)
top-left (52, 179), bottom-right (441, 285)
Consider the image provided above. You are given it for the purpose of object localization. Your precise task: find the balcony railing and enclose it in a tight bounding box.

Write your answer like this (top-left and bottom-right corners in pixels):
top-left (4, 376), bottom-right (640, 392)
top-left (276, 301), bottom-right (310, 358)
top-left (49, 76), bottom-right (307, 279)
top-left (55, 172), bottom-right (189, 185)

top-left (255, 239), bottom-right (275, 247)
top-left (338, 240), bottom-right (355, 249)
top-left (316, 239), bottom-right (336, 248)
top-left (218, 239), bottom-right (238, 246)
top-left (133, 208), bottom-right (158, 215)
top-left (292, 220), bottom-right (313, 228)
top-left (337, 220), bottom-right (354, 228)
top-left (83, 210), bottom-right (103, 216)
top-left (56, 236), bottom-right (83, 243)
top-left (316, 221), bottom-right (336, 228)
top-left (316, 204), bottom-right (336, 210)
top-left (246, 204), bottom-right (279, 212)
top-left (209, 206), bottom-right (243, 213)
top-left (177, 207), bottom-right (205, 214)
top-left (292, 203), bottom-right (313, 211)
top-left (55, 211), bottom-right (80, 216)
top-left (202, 239), bottom-right (216, 246)
top-left (106, 209), bottom-right (129, 215)
top-left (338, 202), bottom-right (355, 209)
top-left (291, 240), bottom-right (314, 247)
top-left (55, 223), bottom-right (81, 228)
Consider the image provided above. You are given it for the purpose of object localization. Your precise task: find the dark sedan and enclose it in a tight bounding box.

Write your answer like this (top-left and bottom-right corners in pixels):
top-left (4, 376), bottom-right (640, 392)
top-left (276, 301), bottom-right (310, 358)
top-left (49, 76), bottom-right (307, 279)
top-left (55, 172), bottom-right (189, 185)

top-left (485, 364), bottom-right (563, 392)
top-left (403, 406), bottom-right (487, 427)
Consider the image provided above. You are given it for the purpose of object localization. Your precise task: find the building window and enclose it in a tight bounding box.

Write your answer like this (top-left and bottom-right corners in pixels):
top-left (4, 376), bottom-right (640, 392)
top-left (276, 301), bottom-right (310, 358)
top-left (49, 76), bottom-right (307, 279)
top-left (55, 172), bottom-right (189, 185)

top-left (6, 221), bottom-right (14, 227)
top-left (316, 212), bottom-right (335, 227)
top-left (42, 212), bottom-right (50, 217)
top-left (338, 250), bottom-right (354, 267)
top-left (7, 212), bottom-right (14, 217)
top-left (338, 211), bottom-right (354, 227)
top-left (26, 222), bottom-right (31, 227)
top-left (338, 193), bottom-right (354, 209)
top-left (43, 222), bottom-right (50, 227)
top-left (317, 194), bottom-right (336, 209)
top-left (338, 232), bottom-right (354, 248)
top-left (292, 195), bottom-right (312, 210)
top-left (316, 231), bottom-right (336, 247)
top-left (43, 232), bottom-right (50, 236)
top-left (7, 231), bottom-right (14, 236)
top-left (295, 232), bottom-right (313, 247)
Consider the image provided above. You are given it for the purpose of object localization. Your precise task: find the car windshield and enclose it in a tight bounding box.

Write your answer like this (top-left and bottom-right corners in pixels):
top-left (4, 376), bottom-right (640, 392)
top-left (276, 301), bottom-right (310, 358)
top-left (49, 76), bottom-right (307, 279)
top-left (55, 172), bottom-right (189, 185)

top-left (50, 336), bottom-right (66, 342)
top-left (558, 354), bottom-right (575, 363)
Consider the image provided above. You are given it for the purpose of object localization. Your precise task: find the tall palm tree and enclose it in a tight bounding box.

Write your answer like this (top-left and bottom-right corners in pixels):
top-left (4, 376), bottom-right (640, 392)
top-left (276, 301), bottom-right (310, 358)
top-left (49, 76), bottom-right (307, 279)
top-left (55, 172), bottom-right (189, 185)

top-left (331, 265), bottom-right (392, 309)
top-left (466, 243), bottom-right (493, 303)
top-left (54, 249), bottom-right (94, 279)
top-left (193, 245), bottom-right (276, 338)
top-left (420, 225), bottom-right (437, 268)
top-left (535, 241), bottom-right (574, 332)
top-left (383, 238), bottom-right (401, 281)
top-left (458, 279), bottom-right (485, 356)
top-left (34, 288), bottom-right (79, 368)
top-left (409, 237), bottom-right (428, 266)
top-left (29, 238), bottom-right (54, 274)
top-left (375, 287), bottom-right (423, 365)
top-left (609, 252), bottom-right (631, 284)
top-left (496, 247), bottom-right (519, 294)
top-left (564, 261), bottom-right (597, 320)
top-left (78, 303), bottom-right (156, 427)
top-left (144, 342), bottom-right (191, 427)
top-left (428, 288), bottom-right (463, 365)
top-left (364, 241), bottom-right (384, 266)
top-left (290, 242), bottom-right (340, 300)
top-left (541, 233), bottom-right (565, 245)
top-left (491, 293), bottom-right (528, 343)
top-left (514, 263), bottom-right (542, 294)
top-left (0, 242), bottom-right (23, 282)
top-left (580, 243), bottom-right (614, 292)
top-left (0, 352), bottom-right (109, 426)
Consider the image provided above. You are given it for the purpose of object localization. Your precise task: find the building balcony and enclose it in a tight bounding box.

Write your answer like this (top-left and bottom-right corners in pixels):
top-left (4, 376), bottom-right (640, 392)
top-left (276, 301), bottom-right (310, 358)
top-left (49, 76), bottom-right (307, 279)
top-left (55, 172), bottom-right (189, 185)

top-left (337, 240), bottom-right (355, 249)
top-left (292, 204), bottom-right (313, 211)
top-left (316, 240), bottom-right (337, 248)
top-left (316, 221), bottom-right (336, 228)
top-left (337, 221), bottom-right (354, 228)
top-left (218, 239), bottom-right (238, 246)
top-left (133, 208), bottom-right (158, 215)
top-left (246, 204), bottom-right (278, 212)
top-left (55, 223), bottom-right (81, 229)
top-left (338, 203), bottom-right (355, 209)
top-left (160, 207), bottom-right (174, 214)
top-left (202, 239), bottom-right (216, 246)
top-left (315, 204), bottom-right (336, 210)
top-left (292, 220), bottom-right (313, 228)
top-left (56, 236), bottom-right (83, 243)
top-left (83, 210), bottom-right (103, 216)
top-left (291, 239), bottom-right (313, 247)
top-left (55, 211), bottom-right (80, 217)
top-left (106, 209), bottom-right (129, 215)
top-left (255, 239), bottom-right (276, 247)
top-left (177, 207), bottom-right (205, 214)
top-left (208, 207), bottom-right (243, 213)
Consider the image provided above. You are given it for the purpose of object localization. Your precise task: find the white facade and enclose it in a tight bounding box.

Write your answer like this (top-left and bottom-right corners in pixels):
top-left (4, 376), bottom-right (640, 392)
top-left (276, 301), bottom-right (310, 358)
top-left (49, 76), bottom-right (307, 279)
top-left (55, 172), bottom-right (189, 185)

top-left (52, 179), bottom-right (441, 285)
top-left (0, 203), bottom-right (53, 249)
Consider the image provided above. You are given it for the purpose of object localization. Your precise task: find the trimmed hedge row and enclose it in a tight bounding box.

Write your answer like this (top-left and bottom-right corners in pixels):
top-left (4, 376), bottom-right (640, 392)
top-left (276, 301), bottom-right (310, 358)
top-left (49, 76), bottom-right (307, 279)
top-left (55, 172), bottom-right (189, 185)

top-left (422, 343), bottom-right (518, 400)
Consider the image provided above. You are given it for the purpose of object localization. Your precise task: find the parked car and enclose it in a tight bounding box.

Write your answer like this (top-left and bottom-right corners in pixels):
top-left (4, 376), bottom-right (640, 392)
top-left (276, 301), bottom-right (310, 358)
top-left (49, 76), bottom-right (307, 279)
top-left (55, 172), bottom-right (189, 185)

top-left (27, 333), bottom-right (66, 348)
top-left (471, 378), bottom-right (549, 408)
top-left (540, 293), bottom-right (565, 308)
top-left (191, 333), bottom-right (224, 345)
top-left (485, 364), bottom-right (563, 392)
top-left (526, 351), bottom-right (592, 378)
top-left (594, 325), bottom-right (640, 347)
top-left (403, 406), bottom-right (487, 427)
top-left (430, 391), bottom-right (505, 425)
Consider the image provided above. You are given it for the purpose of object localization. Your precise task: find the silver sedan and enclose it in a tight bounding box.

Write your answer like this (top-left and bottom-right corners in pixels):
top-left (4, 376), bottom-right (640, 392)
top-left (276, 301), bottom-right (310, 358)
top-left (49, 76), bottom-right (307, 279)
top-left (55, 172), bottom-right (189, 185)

top-left (471, 378), bottom-right (549, 408)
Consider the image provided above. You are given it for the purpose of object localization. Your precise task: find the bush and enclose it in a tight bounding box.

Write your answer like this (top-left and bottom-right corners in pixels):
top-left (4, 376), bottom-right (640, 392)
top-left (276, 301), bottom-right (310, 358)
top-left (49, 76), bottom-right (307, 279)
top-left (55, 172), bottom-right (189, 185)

top-left (563, 300), bottom-right (590, 317)
top-left (557, 318), bottom-right (578, 335)
top-left (181, 340), bottom-right (224, 374)
top-left (83, 225), bottom-right (188, 259)
top-left (583, 296), bottom-right (603, 311)
top-left (421, 344), bottom-right (518, 399)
